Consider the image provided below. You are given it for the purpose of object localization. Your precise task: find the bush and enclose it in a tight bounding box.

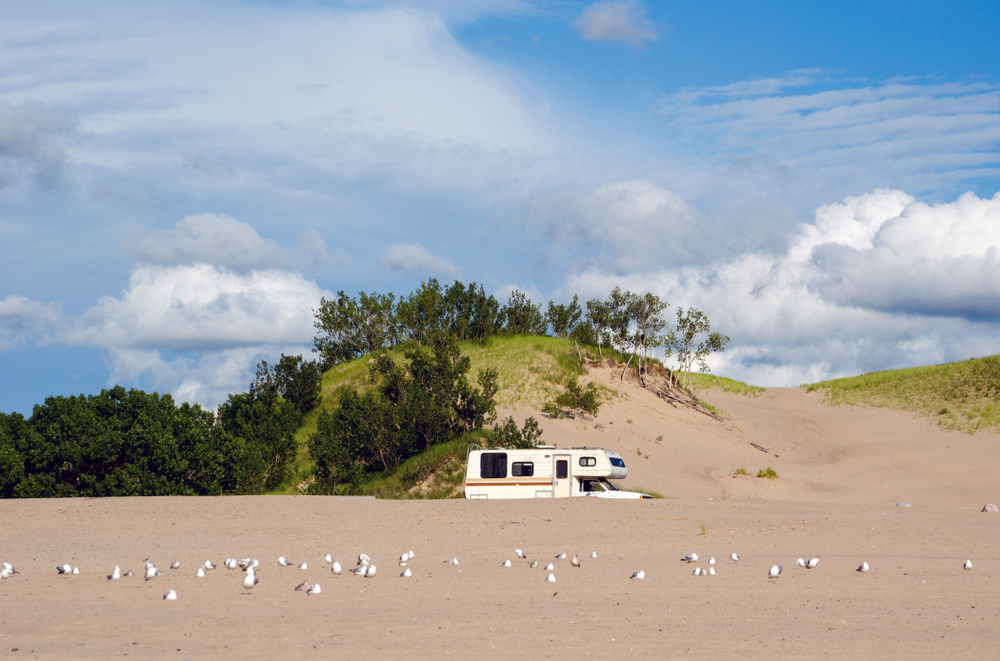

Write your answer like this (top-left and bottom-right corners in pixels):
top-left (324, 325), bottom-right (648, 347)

top-left (757, 467), bottom-right (778, 479)
top-left (492, 416), bottom-right (544, 449)
top-left (553, 376), bottom-right (601, 417)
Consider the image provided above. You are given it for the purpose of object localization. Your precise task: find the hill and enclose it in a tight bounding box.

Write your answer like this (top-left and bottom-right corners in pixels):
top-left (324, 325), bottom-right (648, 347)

top-left (805, 354), bottom-right (1000, 434)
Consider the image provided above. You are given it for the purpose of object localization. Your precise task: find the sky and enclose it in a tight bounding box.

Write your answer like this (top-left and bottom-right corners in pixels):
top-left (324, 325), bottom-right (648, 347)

top-left (1, 0), bottom-right (999, 414)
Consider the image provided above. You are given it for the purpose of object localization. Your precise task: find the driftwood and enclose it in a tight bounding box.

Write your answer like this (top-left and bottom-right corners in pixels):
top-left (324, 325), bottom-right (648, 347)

top-left (750, 442), bottom-right (770, 454)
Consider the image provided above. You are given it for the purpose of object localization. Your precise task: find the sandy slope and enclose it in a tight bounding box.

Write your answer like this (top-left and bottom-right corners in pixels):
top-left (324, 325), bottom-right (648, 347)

top-left (2, 374), bottom-right (999, 660)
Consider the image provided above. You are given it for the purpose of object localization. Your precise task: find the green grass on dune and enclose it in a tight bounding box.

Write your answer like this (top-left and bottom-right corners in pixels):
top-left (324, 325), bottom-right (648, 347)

top-left (688, 373), bottom-right (766, 398)
top-left (805, 355), bottom-right (1000, 434)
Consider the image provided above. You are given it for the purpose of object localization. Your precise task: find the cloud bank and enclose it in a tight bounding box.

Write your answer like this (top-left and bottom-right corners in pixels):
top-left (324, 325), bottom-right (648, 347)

top-left (381, 243), bottom-right (461, 278)
top-left (575, 2), bottom-right (658, 47)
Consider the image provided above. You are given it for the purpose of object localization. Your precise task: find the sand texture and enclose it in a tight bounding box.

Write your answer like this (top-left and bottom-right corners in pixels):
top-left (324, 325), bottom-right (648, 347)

top-left (2, 375), bottom-right (999, 659)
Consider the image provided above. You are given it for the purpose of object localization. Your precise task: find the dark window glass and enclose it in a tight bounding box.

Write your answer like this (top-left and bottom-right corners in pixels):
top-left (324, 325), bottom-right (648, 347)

top-left (556, 459), bottom-right (568, 479)
top-left (609, 457), bottom-right (625, 468)
top-left (480, 453), bottom-right (508, 479)
top-left (512, 462), bottom-right (534, 477)
top-left (579, 456), bottom-right (596, 467)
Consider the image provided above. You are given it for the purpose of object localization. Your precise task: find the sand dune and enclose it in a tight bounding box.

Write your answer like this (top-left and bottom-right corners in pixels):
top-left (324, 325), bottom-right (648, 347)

top-left (2, 373), bottom-right (998, 659)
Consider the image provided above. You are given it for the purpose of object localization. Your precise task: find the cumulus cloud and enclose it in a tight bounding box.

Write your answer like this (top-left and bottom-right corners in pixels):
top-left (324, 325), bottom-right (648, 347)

top-left (67, 264), bottom-right (330, 351)
top-left (562, 189), bottom-right (1000, 386)
top-left (0, 101), bottom-right (67, 188)
top-left (126, 214), bottom-right (294, 270)
top-left (575, 2), bottom-right (658, 47)
top-left (381, 243), bottom-right (461, 277)
top-left (0, 295), bottom-right (62, 350)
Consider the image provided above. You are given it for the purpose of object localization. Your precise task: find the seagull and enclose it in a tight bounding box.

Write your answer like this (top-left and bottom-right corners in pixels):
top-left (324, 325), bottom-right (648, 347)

top-left (249, 559), bottom-right (259, 568)
top-left (225, 559), bottom-right (238, 570)
top-left (571, 555), bottom-right (581, 568)
top-left (529, 561), bottom-right (538, 568)
top-left (807, 558), bottom-right (819, 569)
top-left (769, 565), bottom-right (782, 579)
top-left (591, 552), bottom-right (599, 558)
top-left (170, 561), bottom-right (180, 570)
top-left (408, 551), bottom-right (415, 560)
top-left (709, 557), bottom-right (716, 565)
top-left (502, 560), bottom-right (512, 567)
top-left (278, 557), bottom-right (291, 567)
top-left (57, 565), bottom-right (72, 574)
top-left (682, 553), bottom-right (698, 563)
top-left (401, 568), bottom-right (412, 577)
top-left (796, 558), bottom-right (806, 568)
top-left (858, 562), bottom-right (869, 573)
top-left (2, 563), bottom-right (18, 575)
top-left (295, 581), bottom-right (311, 591)
top-left (366, 565), bottom-right (377, 578)
top-left (145, 565), bottom-right (160, 581)
top-left (964, 560), bottom-right (973, 570)
top-left (107, 566), bottom-right (121, 581)
top-left (731, 553), bottom-right (739, 562)
top-left (357, 554), bottom-right (370, 566)
top-left (546, 573), bottom-right (557, 582)
top-left (445, 557), bottom-right (460, 565)
top-left (352, 566), bottom-right (367, 576)
top-left (629, 570), bottom-right (645, 580)
top-left (555, 553), bottom-right (566, 559)
top-left (708, 567), bottom-right (717, 575)
top-left (163, 589), bottom-right (177, 601)
top-left (72, 567), bottom-right (80, 574)
top-left (204, 561), bottom-right (216, 571)
top-left (544, 563), bottom-right (554, 571)
top-left (332, 561), bottom-right (343, 576)
top-left (692, 567), bottom-right (702, 575)
top-left (515, 549), bottom-right (525, 559)
top-left (307, 583), bottom-right (322, 595)
top-left (399, 553), bottom-right (409, 566)
top-left (124, 570), bottom-right (134, 577)
top-left (242, 570), bottom-right (258, 590)
top-left (239, 559), bottom-right (251, 570)
top-left (298, 563), bottom-right (307, 570)
top-left (324, 554), bottom-right (334, 564)
top-left (196, 567), bottom-right (206, 578)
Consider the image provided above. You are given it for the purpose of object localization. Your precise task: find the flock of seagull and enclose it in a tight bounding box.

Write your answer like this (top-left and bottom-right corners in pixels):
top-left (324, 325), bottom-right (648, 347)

top-left (0, 549), bottom-right (977, 602)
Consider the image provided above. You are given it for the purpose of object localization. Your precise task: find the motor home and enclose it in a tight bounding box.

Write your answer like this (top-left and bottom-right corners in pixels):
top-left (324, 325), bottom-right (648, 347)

top-left (464, 445), bottom-right (652, 499)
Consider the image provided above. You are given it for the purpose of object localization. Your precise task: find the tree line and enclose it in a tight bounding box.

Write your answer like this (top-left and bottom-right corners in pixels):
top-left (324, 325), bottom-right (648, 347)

top-left (0, 278), bottom-right (729, 498)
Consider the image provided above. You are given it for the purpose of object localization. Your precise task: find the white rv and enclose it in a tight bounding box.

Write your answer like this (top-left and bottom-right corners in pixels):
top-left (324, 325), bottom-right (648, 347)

top-left (463, 445), bottom-right (652, 499)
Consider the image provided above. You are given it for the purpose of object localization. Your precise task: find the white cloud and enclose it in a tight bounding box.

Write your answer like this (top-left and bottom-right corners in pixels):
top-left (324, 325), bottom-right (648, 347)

top-left (562, 188), bottom-right (1000, 386)
top-left (0, 294), bottom-right (62, 350)
top-left (575, 2), bottom-right (658, 48)
top-left (126, 213), bottom-right (293, 270)
top-left (67, 264), bottom-right (330, 351)
top-left (381, 243), bottom-right (461, 277)
top-left (0, 100), bottom-right (67, 188)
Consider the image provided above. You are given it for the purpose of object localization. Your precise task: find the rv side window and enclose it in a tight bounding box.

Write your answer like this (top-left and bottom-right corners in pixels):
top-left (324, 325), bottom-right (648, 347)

top-left (609, 457), bottom-right (626, 468)
top-left (480, 453), bottom-right (508, 479)
top-left (512, 462), bottom-right (534, 477)
top-left (579, 456), bottom-right (596, 467)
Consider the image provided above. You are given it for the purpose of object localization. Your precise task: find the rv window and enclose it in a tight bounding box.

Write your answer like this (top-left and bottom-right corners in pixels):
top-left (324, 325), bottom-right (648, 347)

top-left (556, 460), bottom-right (568, 480)
top-left (609, 457), bottom-right (626, 468)
top-left (512, 462), bottom-right (534, 477)
top-left (580, 479), bottom-right (606, 492)
top-left (480, 453), bottom-right (508, 479)
top-left (579, 456), bottom-right (596, 467)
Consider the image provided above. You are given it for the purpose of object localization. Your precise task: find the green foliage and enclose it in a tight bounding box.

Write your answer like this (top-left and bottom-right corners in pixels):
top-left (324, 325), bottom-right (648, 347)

top-left (500, 290), bottom-right (547, 335)
top-left (546, 295), bottom-right (582, 338)
top-left (757, 467), bottom-right (778, 479)
top-left (313, 290), bottom-right (398, 368)
top-left (733, 467), bottom-right (749, 476)
top-left (1, 387), bottom-right (239, 498)
top-left (273, 354), bottom-right (322, 414)
top-left (554, 376), bottom-right (602, 417)
top-left (688, 373), bottom-right (765, 397)
top-left (666, 307), bottom-right (730, 392)
top-left (805, 354), bottom-right (1000, 434)
top-left (491, 416), bottom-right (544, 449)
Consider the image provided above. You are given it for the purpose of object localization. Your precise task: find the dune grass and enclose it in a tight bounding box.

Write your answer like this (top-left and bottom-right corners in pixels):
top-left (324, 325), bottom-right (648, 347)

top-left (805, 354), bottom-right (1000, 434)
top-left (688, 373), bottom-right (766, 398)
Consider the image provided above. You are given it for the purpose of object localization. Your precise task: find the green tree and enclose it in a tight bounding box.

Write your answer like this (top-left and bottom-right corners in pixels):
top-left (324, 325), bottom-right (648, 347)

top-left (500, 291), bottom-right (547, 335)
top-left (273, 354), bottom-right (322, 414)
top-left (492, 416), bottom-right (544, 449)
top-left (313, 290), bottom-right (398, 368)
top-left (546, 294), bottom-right (583, 338)
top-left (667, 307), bottom-right (731, 392)
top-left (628, 293), bottom-right (670, 387)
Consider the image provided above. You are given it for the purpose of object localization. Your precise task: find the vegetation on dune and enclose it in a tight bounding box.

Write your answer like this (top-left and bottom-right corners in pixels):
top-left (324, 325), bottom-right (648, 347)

top-left (805, 355), bottom-right (1000, 434)
top-left (688, 373), bottom-right (766, 398)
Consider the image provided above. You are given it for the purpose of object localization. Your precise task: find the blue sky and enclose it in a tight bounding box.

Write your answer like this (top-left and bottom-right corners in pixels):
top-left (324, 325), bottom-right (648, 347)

top-left (1, 0), bottom-right (999, 413)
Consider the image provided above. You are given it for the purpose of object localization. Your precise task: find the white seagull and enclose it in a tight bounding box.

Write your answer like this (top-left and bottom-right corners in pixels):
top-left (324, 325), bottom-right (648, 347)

top-left (163, 589), bottom-right (177, 601)
top-left (399, 553), bottom-right (409, 566)
top-left (807, 558), bottom-right (819, 569)
top-left (324, 554), bottom-right (334, 564)
top-left (709, 557), bottom-right (716, 565)
top-left (2, 563), bottom-right (18, 575)
top-left (278, 557), bottom-right (291, 567)
top-left (502, 560), bottom-right (512, 567)
top-left (515, 549), bottom-right (525, 559)
top-left (170, 561), bottom-right (180, 570)
top-left (72, 567), bottom-right (80, 574)
top-left (629, 570), bottom-right (645, 580)
top-left (295, 581), bottom-right (311, 591)
top-left (545, 573), bottom-right (557, 582)
top-left (366, 565), bottom-right (377, 578)
top-left (357, 554), bottom-right (370, 566)
top-left (196, 567), bottom-right (206, 578)
top-left (591, 552), bottom-right (599, 558)
top-left (682, 553), bottom-right (698, 563)
top-left (242, 569), bottom-right (258, 590)
top-left (107, 566), bottom-right (121, 581)
top-left (769, 565), bottom-right (782, 579)
top-left (731, 553), bottom-right (739, 562)
top-left (555, 553), bottom-right (566, 559)
top-left (401, 568), bottom-right (412, 577)
top-left (204, 561), bottom-right (216, 570)
top-left (571, 555), bottom-right (581, 568)
top-left (332, 561), bottom-right (343, 576)
top-left (408, 551), bottom-right (415, 560)
top-left (445, 557), bottom-right (460, 565)
top-left (858, 562), bottom-right (870, 573)
top-left (708, 567), bottom-right (717, 575)
top-left (544, 563), bottom-right (554, 571)
top-left (529, 561), bottom-right (538, 568)
top-left (796, 558), bottom-right (806, 568)
top-left (352, 566), bottom-right (367, 576)
top-left (692, 567), bottom-right (702, 575)
top-left (144, 566), bottom-right (160, 581)
top-left (225, 558), bottom-right (238, 570)
top-left (299, 563), bottom-right (308, 570)
top-left (964, 560), bottom-right (973, 570)
top-left (307, 583), bottom-right (322, 595)
top-left (57, 565), bottom-right (72, 574)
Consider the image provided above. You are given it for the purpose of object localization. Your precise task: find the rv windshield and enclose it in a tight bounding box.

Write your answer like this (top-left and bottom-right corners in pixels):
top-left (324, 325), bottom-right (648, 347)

top-left (599, 478), bottom-right (619, 491)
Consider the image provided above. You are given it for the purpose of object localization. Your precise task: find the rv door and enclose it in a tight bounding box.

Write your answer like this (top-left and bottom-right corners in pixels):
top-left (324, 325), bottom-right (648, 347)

top-left (553, 454), bottom-right (571, 498)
